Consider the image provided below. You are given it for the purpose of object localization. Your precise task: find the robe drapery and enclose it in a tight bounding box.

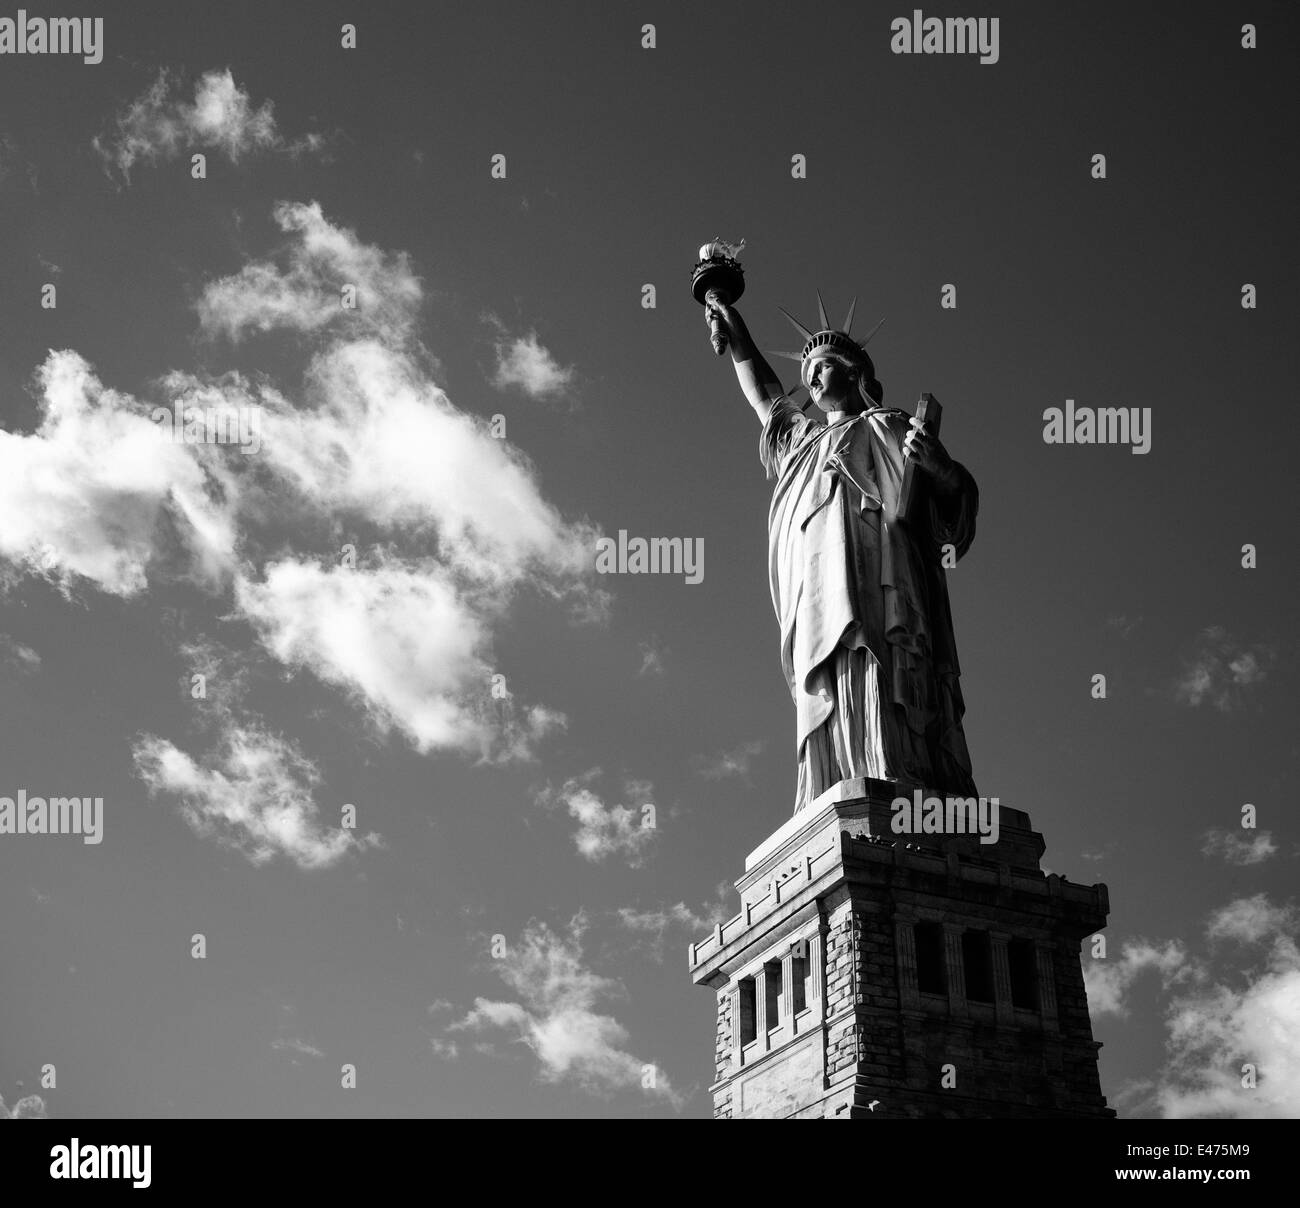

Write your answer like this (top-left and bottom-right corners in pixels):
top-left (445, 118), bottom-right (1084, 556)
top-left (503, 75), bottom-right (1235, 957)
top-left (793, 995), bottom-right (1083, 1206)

top-left (759, 397), bottom-right (979, 813)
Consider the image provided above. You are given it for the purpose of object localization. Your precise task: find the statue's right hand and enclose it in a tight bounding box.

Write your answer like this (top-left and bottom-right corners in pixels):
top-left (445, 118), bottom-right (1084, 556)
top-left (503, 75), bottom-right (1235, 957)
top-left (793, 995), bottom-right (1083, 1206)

top-left (704, 297), bottom-right (737, 338)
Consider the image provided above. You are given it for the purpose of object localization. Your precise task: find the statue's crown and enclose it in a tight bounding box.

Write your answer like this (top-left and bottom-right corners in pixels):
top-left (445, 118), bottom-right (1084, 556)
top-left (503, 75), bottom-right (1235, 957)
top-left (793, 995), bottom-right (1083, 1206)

top-left (797, 328), bottom-right (872, 366)
top-left (768, 293), bottom-right (885, 402)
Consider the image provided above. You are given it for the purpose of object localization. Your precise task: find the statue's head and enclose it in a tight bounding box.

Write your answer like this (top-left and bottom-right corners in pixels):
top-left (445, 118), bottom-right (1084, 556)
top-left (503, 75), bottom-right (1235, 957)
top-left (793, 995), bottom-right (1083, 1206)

top-left (802, 343), bottom-right (883, 410)
top-left (769, 294), bottom-right (885, 411)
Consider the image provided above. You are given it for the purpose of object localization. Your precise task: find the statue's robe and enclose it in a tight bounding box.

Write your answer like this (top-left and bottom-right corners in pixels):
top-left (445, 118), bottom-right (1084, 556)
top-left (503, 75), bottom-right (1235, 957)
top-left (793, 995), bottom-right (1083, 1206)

top-left (760, 398), bottom-right (979, 812)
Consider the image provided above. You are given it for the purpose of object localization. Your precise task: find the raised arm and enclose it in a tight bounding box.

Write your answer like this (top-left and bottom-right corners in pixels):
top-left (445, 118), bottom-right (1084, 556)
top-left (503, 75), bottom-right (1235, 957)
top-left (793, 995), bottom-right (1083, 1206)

top-left (703, 298), bottom-right (788, 426)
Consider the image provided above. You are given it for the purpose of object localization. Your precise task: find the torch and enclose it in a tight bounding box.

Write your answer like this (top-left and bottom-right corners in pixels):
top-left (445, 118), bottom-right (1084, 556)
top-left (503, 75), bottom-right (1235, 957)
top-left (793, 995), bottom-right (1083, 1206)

top-left (691, 238), bottom-right (746, 356)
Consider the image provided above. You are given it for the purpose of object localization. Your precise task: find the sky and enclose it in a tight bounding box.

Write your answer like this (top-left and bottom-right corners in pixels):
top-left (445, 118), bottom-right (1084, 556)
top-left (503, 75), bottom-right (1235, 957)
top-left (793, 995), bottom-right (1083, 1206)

top-left (0, 0), bottom-right (1297, 1120)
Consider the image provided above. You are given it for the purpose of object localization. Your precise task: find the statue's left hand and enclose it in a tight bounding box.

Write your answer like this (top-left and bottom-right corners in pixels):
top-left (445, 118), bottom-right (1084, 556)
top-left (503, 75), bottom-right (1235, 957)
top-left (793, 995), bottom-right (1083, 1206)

top-left (903, 418), bottom-right (959, 489)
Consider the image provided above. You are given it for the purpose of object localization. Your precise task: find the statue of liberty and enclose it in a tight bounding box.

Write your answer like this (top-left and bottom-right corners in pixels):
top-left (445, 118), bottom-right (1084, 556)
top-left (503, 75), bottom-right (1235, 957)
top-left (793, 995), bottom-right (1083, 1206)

top-left (704, 289), bottom-right (980, 813)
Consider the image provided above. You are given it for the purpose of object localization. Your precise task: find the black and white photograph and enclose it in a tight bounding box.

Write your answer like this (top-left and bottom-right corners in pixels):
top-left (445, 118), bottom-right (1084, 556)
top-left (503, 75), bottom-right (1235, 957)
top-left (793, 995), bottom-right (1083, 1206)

top-left (0, 0), bottom-right (1294, 1185)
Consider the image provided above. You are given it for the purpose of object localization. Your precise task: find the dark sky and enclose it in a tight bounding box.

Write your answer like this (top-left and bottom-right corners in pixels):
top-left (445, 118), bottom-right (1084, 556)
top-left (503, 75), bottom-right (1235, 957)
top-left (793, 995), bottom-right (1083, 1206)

top-left (0, 1), bottom-right (1296, 1119)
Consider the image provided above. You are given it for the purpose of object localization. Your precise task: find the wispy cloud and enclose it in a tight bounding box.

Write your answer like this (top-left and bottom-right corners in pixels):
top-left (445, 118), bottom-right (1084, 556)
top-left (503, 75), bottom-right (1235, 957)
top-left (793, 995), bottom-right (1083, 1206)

top-left (1084, 939), bottom-right (1193, 1017)
top-left (536, 772), bottom-right (658, 866)
top-left (1171, 626), bottom-right (1276, 711)
top-left (0, 1092), bottom-right (48, 1119)
top-left (636, 638), bottom-right (667, 678)
top-left (616, 886), bottom-right (731, 961)
top-left (196, 201), bottom-right (420, 345)
top-left (0, 131), bottom-right (38, 194)
top-left (429, 1038), bottom-right (459, 1060)
top-left (0, 634), bottom-right (40, 673)
top-left (695, 739), bottom-right (765, 781)
top-left (175, 637), bottom-right (254, 727)
top-left (1205, 894), bottom-right (1298, 946)
top-left (236, 557), bottom-right (565, 761)
top-left (489, 322), bottom-right (575, 402)
top-left (0, 351), bottom-right (241, 597)
top-left (443, 916), bottom-right (681, 1105)
top-left (1155, 898), bottom-right (1300, 1118)
top-left (1093, 896), bottom-right (1300, 1118)
top-left (271, 1036), bottom-right (325, 1061)
top-left (2, 202), bottom-right (602, 773)
top-left (195, 206), bottom-right (599, 757)
top-left (617, 896), bottom-right (729, 939)
top-left (1201, 828), bottom-right (1277, 866)
top-left (94, 68), bottom-right (324, 182)
top-left (1079, 843), bottom-right (1117, 863)
top-left (133, 719), bottom-right (382, 870)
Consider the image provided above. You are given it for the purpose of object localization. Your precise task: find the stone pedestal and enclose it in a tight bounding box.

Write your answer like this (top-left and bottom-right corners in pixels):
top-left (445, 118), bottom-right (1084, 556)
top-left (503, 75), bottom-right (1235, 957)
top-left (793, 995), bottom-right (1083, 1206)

top-left (690, 778), bottom-right (1114, 1119)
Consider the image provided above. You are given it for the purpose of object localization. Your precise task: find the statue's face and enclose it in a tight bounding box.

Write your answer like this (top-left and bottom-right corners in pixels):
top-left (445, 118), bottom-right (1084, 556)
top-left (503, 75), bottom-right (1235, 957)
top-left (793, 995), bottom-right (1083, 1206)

top-left (808, 353), bottom-right (856, 409)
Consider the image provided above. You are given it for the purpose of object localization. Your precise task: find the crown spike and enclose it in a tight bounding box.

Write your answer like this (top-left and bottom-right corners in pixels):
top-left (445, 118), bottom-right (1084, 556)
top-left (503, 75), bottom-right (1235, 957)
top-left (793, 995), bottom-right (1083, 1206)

top-left (816, 291), bottom-right (830, 331)
top-left (777, 307), bottom-right (816, 342)
top-left (842, 296), bottom-right (857, 334)
top-left (861, 316), bottom-right (886, 345)
top-left (768, 350), bottom-right (805, 363)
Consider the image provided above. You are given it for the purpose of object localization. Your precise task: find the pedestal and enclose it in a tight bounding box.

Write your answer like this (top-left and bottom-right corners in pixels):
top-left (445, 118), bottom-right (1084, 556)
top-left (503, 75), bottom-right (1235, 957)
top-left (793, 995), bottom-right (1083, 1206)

top-left (690, 778), bottom-right (1115, 1119)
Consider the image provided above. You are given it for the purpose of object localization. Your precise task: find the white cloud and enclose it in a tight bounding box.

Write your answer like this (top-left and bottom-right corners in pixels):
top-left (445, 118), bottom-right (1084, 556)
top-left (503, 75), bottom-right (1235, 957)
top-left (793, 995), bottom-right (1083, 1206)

top-left (446, 916), bottom-right (681, 1105)
top-left (616, 887), bottom-right (731, 961)
top-left (192, 206), bottom-right (601, 616)
top-left (1172, 626), bottom-right (1276, 711)
top-left (133, 720), bottom-right (381, 870)
top-left (3, 208), bottom-right (595, 614)
top-left (0, 634), bottom-right (40, 672)
top-left (429, 1038), bottom-right (459, 1060)
top-left (1096, 898), bottom-right (1300, 1119)
top-left (94, 69), bottom-right (320, 181)
top-left (0, 351), bottom-right (240, 596)
top-left (537, 773), bottom-right (658, 866)
top-left (4, 201), bottom-right (600, 802)
top-left (196, 202), bottom-right (421, 345)
top-left (175, 637), bottom-right (254, 727)
top-left (235, 337), bottom-right (599, 584)
top-left (618, 902), bottom-right (708, 932)
top-left (236, 557), bottom-right (564, 760)
top-left (1201, 828), bottom-right (1277, 866)
top-left (1084, 939), bottom-right (1193, 1018)
top-left (617, 895), bottom-right (730, 938)
top-left (0, 1093), bottom-right (48, 1119)
top-left (1154, 898), bottom-right (1300, 1118)
top-left (1154, 969), bottom-right (1300, 1118)
top-left (1206, 895), bottom-right (1299, 946)
top-left (491, 330), bottom-right (575, 400)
